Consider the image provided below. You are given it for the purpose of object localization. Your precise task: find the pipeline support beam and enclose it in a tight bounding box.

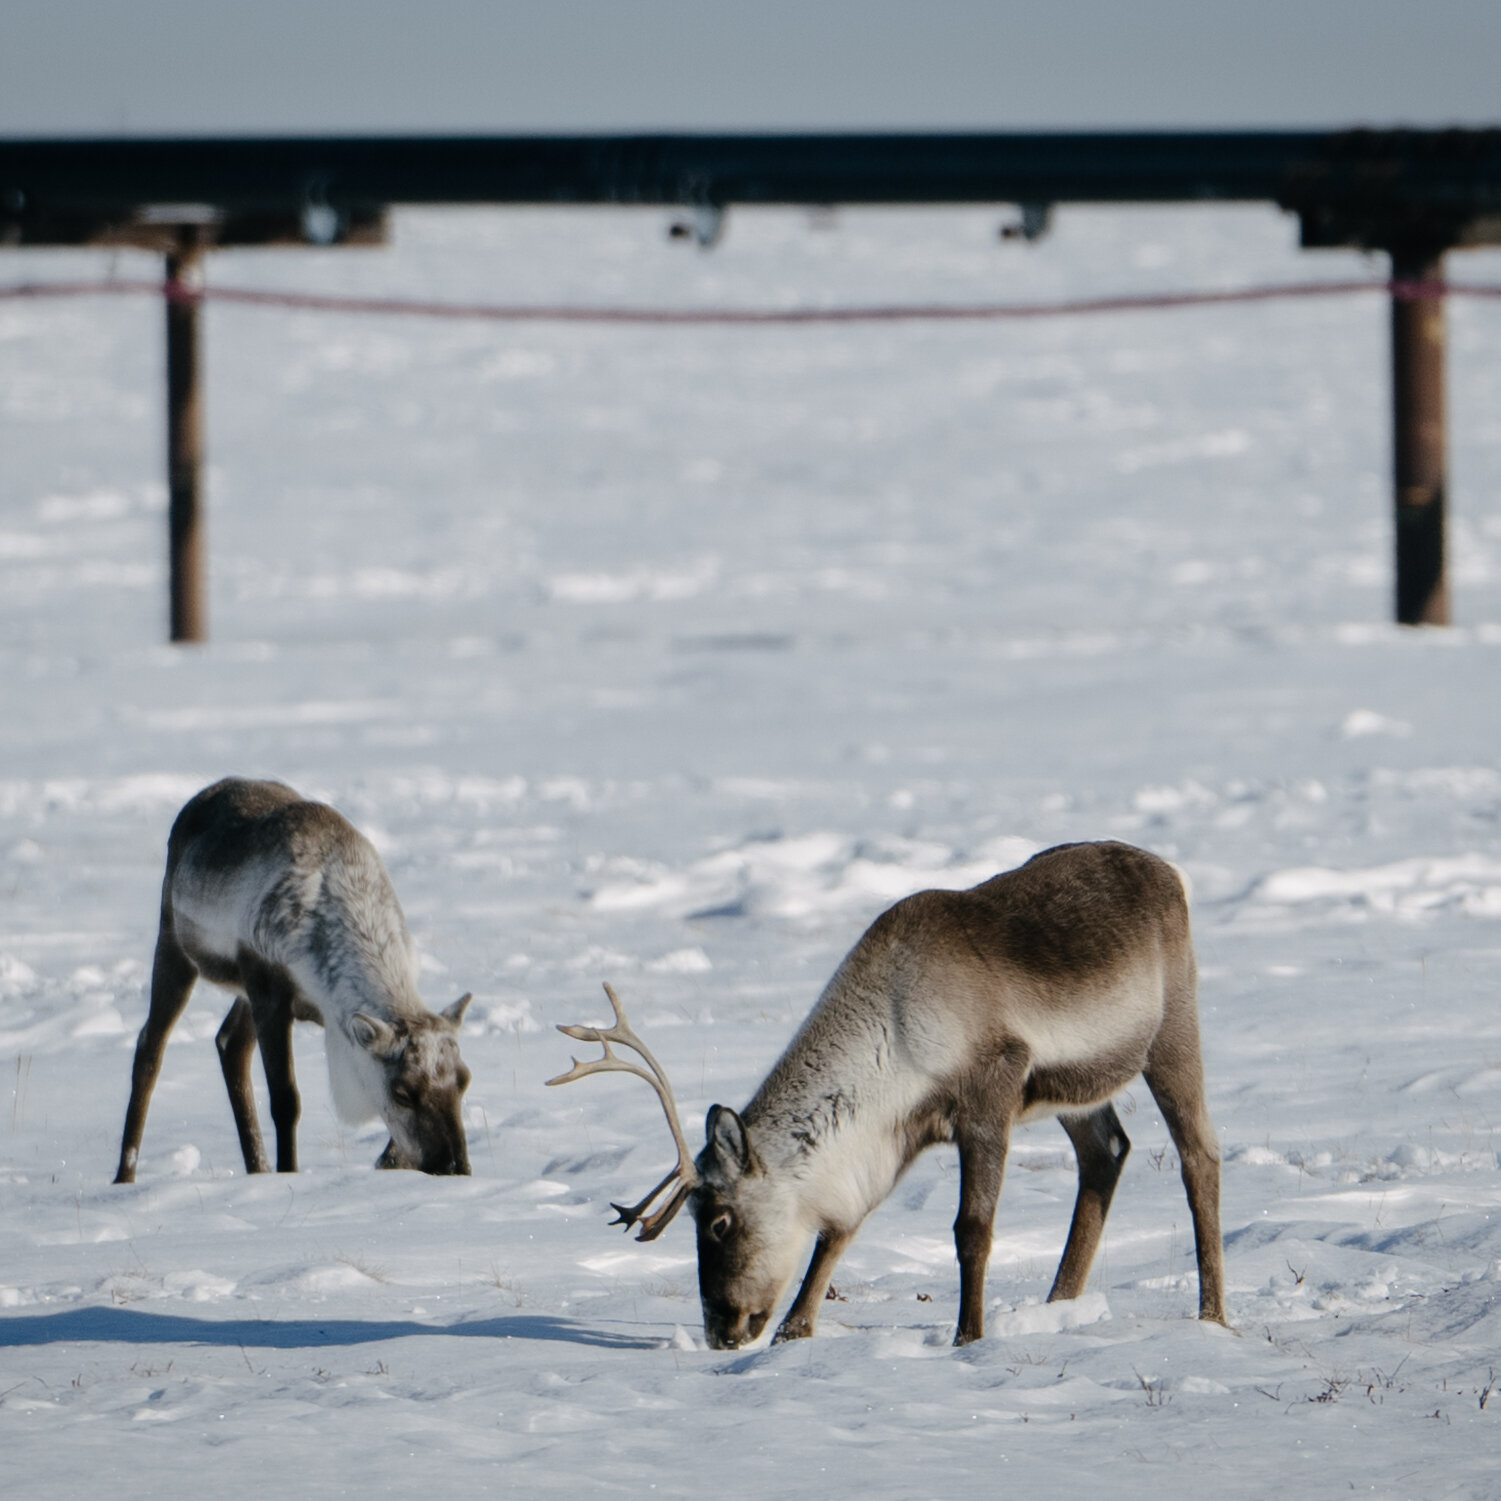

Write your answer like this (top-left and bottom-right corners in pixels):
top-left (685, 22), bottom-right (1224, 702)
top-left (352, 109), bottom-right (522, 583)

top-left (1390, 249), bottom-right (1449, 626)
top-left (166, 240), bottom-right (205, 643)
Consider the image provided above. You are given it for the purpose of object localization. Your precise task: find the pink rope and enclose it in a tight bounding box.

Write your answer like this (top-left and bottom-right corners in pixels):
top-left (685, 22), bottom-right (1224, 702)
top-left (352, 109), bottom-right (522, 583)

top-left (2, 276), bottom-right (1497, 323)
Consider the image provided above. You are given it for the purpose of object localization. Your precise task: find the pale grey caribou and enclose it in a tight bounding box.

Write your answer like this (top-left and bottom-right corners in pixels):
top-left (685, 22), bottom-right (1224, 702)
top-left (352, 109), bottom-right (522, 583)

top-left (115, 778), bottom-right (472, 1183)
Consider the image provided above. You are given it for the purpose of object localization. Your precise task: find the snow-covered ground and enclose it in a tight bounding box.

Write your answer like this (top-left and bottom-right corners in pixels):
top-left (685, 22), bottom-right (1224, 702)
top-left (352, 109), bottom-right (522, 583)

top-left (3, 204), bottom-right (1500, 1498)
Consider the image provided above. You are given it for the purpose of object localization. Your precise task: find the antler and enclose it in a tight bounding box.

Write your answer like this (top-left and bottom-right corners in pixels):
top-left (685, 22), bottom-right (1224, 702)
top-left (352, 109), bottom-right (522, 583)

top-left (546, 982), bottom-right (700, 1241)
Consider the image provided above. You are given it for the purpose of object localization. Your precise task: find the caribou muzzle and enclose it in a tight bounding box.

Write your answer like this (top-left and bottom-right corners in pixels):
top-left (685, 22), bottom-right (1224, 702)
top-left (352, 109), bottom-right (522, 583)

top-left (376, 1129), bottom-right (471, 1176)
top-left (701, 1304), bottom-right (770, 1351)
top-left (421, 1138), bottom-right (471, 1176)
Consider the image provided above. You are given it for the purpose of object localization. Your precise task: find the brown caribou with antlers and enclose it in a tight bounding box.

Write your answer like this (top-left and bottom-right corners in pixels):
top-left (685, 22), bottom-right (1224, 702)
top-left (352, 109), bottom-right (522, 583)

top-left (551, 840), bottom-right (1225, 1348)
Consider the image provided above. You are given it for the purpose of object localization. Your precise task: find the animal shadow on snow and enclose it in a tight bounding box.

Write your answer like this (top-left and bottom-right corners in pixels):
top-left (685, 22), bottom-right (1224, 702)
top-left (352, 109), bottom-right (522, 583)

top-left (0, 1306), bottom-right (660, 1351)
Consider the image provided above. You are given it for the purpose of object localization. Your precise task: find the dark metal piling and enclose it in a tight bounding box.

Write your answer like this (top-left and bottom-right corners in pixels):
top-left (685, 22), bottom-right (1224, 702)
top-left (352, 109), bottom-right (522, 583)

top-left (1390, 249), bottom-right (1449, 627)
top-left (165, 239), bottom-right (205, 642)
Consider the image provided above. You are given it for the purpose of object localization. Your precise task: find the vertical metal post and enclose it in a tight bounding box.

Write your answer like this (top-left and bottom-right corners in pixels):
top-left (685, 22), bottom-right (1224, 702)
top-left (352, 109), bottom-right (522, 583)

top-left (166, 239), bottom-right (206, 642)
top-left (1390, 247), bottom-right (1448, 626)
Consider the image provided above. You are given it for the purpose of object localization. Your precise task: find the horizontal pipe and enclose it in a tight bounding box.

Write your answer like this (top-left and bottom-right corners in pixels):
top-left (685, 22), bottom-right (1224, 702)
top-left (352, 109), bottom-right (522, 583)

top-left (4, 129), bottom-right (1501, 223)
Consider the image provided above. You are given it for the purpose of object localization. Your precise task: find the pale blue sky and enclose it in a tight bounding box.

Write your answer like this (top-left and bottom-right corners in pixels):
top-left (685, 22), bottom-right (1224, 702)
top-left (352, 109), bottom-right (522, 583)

top-left (3, 0), bottom-right (1499, 137)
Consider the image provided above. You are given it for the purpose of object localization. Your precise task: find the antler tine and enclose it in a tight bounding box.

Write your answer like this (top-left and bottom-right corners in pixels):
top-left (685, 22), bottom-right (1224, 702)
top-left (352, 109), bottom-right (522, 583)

top-left (546, 982), bottom-right (701, 1241)
top-left (623, 1179), bottom-right (695, 1242)
top-left (606, 1164), bottom-right (681, 1233)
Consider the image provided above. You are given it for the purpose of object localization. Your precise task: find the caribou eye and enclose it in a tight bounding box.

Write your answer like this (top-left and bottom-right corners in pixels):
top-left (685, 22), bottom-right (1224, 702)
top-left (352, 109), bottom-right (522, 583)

top-left (709, 1210), bottom-right (733, 1242)
top-left (391, 1084), bottom-right (416, 1108)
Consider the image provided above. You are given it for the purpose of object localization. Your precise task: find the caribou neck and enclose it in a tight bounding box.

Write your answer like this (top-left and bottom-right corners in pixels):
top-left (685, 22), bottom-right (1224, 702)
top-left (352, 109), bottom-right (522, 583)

top-left (743, 962), bottom-right (947, 1223)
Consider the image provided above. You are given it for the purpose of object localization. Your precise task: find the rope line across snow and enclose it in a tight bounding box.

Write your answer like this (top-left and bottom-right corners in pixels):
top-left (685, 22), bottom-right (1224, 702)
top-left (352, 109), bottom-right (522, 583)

top-left (2, 277), bottom-right (1499, 325)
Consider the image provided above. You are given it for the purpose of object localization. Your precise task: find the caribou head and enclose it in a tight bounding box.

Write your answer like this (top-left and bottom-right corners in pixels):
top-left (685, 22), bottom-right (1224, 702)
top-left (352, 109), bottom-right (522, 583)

top-left (549, 984), bottom-right (800, 1347)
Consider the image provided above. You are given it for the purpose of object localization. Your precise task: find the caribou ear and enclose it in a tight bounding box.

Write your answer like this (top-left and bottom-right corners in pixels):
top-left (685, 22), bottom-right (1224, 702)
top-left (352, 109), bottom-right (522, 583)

top-left (350, 1012), bottom-right (401, 1057)
top-left (442, 992), bottom-right (472, 1029)
top-left (706, 1104), bottom-right (753, 1176)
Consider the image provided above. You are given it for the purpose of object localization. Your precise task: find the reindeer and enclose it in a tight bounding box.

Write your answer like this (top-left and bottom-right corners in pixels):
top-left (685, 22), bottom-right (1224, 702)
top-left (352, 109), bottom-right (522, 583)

top-left (114, 778), bottom-right (473, 1184)
top-left (551, 840), bottom-right (1224, 1348)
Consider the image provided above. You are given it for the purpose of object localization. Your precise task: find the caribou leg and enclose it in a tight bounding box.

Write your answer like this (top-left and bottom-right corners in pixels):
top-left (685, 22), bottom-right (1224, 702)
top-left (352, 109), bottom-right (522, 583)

top-left (773, 1228), bottom-right (855, 1343)
top-left (953, 1120), bottom-right (1011, 1346)
top-left (1143, 1040), bottom-right (1225, 1325)
top-left (115, 922), bottom-right (199, 1184)
top-left (216, 996), bottom-right (272, 1174)
top-left (244, 959), bottom-right (301, 1174)
top-left (1048, 1102), bottom-right (1130, 1303)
